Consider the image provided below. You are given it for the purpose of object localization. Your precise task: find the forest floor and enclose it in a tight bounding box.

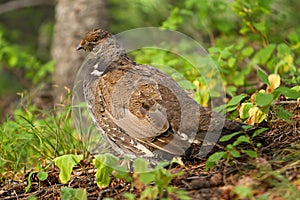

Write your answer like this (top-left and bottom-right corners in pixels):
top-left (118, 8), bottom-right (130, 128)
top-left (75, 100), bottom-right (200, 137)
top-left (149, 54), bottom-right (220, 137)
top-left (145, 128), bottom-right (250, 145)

top-left (0, 101), bottom-right (299, 200)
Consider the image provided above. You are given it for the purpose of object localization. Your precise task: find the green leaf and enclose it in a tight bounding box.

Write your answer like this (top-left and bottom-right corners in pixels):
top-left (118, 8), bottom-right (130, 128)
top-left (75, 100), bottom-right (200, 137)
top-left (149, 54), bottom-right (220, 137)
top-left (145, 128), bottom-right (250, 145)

top-left (53, 154), bottom-right (83, 184)
top-left (27, 196), bottom-right (37, 200)
top-left (253, 44), bottom-right (276, 64)
top-left (226, 144), bottom-right (234, 151)
top-left (93, 153), bottom-right (119, 188)
top-left (257, 69), bottom-right (270, 85)
top-left (241, 47), bottom-right (254, 57)
top-left (291, 86), bottom-right (300, 92)
top-left (205, 151), bottom-right (226, 170)
top-left (133, 158), bottom-right (156, 184)
top-left (277, 43), bottom-right (291, 56)
top-left (227, 94), bottom-right (247, 108)
top-left (275, 107), bottom-right (293, 122)
top-left (228, 57), bottom-right (236, 67)
top-left (133, 158), bottom-right (149, 173)
top-left (274, 86), bottom-right (300, 99)
top-left (123, 192), bottom-right (136, 200)
top-left (37, 171), bottom-right (48, 181)
top-left (8, 54), bottom-right (18, 66)
top-left (255, 93), bottom-right (274, 107)
top-left (241, 150), bottom-right (258, 158)
top-left (242, 125), bottom-right (254, 130)
top-left (233, 185), bottom-right (252, 198)
top-left (140, 186), bottom-right (159, 200)
top-left (220, 131), bottom-right (243, 142)
top-left (233, 135), bottom-right (250, 146)
top-left (230, 150), bottom-right (241, 158)
top-left (253, 22), bottom-right (266, 33)
top-left (252, 127), bottom-right (269, 137)
top-left (60, 187), bottom-right (87, 200)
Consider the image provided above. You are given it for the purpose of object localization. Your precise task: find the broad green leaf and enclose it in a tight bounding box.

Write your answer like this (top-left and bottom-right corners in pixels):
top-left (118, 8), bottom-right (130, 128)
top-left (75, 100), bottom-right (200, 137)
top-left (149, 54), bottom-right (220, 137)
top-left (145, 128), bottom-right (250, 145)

top-left (241, 150), bottom-right (258, 158)
top-left (60, 187), bottom-right (87, 200)
top-left (233, 135), bottom-right (250, 146)
top-left (133, 158), bottom-right (155, 184)
top-left (27, 196), bottom-right (37, 200)
top-left (230, 150), bottom-right (241, 158)
top-left (233, 185), bottom-right (252, 198)
top-left (253, 22), bottom-right (266, 33)
top-left (255, 93), bottom-right (274, 107)
top-left (291, 85), bottom-right (300, 92)
top-left (275, 107), bottom-right (293, 122)
top-left (37, 171), bottom-right (48, 181)
top-left (252, 127), bottom-right (269, 137)
top-left (207, 151), bottom-right (226, 162)
top-left (277, 43), bottom-right (291, 56)
top-left (123, 192), bottom-right (136, 200)
top-left (53, 154), bottom-right (83, 184)
top-left (93, 153), bottom-right (119, 188)
top-left (275, 86), bottom-right (300, 99)
top-left (227, 93), bottom-right (247, 108)
top-left (205, 151), bottom-right (226, 170)
top-left (226, 144), bottom-right (234, 151)
top-left (241, 47), bottom-right (254, 57)
top-left (228, 57), bottom-right (236, 67)
top-left (253, 44), bottom-right (276, 64)
top-left (8, 54), bottom-right (18, 67)
top-left (242, 125), bottom-right (253, 130)
top-left (257, 69), bottom-right (269, 85)
top-left (133, 158), bottom-right (149, 173)
top-left (220, 131), bottom-right (243, 142)
top-left (140, 186), bottom-right (159, 200)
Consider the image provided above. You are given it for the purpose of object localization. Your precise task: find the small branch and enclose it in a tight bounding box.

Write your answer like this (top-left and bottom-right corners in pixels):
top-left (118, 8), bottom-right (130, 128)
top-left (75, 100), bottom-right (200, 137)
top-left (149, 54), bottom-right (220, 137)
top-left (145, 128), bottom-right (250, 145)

top-left (0, 0), bottom-right (55, 14)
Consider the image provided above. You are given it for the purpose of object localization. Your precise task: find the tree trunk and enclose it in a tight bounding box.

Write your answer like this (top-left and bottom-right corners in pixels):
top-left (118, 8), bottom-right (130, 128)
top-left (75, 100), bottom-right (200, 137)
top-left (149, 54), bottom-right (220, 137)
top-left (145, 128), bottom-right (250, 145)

top-left (51, 0), bottom-right (108, 100)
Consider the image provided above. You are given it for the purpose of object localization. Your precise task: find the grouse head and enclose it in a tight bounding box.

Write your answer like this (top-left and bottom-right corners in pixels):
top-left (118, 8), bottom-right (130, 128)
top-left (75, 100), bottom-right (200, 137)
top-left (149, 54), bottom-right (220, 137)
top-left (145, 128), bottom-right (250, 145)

top-left (76, 28), bottom-right (113, 52)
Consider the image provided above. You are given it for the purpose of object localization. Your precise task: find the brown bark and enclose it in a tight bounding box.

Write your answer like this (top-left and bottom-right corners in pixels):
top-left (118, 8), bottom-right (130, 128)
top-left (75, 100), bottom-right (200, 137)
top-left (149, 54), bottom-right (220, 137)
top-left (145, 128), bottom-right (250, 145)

top-left (51, 0), bottom-right (109, 100)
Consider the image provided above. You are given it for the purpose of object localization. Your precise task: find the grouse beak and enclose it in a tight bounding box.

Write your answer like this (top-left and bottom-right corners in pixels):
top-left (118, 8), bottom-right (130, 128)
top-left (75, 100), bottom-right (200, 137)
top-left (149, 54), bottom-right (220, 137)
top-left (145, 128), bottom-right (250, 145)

top-left (76, 44), bottom-right (84, 51)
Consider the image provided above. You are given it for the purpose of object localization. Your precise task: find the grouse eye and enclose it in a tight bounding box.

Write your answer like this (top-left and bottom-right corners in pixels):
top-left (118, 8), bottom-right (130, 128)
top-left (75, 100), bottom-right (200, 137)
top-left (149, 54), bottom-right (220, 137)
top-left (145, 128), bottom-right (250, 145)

top-left (92, 37), bottom-right (98, 42)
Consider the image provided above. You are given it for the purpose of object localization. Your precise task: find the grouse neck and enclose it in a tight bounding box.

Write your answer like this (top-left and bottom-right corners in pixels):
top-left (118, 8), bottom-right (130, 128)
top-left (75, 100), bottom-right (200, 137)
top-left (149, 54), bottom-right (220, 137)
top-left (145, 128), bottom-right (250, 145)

top-left (91, 36), bottom-right (126, 65)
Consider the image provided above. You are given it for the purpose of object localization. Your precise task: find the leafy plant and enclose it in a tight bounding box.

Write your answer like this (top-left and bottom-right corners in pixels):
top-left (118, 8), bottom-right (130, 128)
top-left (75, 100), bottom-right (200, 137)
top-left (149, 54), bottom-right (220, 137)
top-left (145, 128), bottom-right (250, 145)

top-left (205, 126), bottom-right (268, 171)
top-left (0, 27), bottom-right (54, 85)
top-left (0, 91), bottom-right (84, 179)
top-left (53, 153), bottom-right (189, 200)
top-left (60, 187), bottom-right (87, 200)
top-left (53, 154), bottom-right (83, 184)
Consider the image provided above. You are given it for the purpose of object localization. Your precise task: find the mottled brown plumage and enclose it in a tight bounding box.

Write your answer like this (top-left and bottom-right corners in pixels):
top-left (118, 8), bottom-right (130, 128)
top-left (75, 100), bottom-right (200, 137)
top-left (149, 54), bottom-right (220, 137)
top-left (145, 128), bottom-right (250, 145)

top-left (76, 28), bottom-right (247, 160)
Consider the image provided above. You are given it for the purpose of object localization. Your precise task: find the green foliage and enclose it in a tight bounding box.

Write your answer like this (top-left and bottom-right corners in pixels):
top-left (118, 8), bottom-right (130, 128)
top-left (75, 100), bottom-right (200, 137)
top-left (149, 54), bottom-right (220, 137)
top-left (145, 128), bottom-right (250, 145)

top-left (54, 153), bottom-right (188, 200)
top-left (0, 92), bottom-right (84, 178)
top-left (37, 171), bottom-right (48, 181)
top-left (50, 153), bottom-right (189, 199)
top-left (53, 154), bottom-right (83, 184)
top-left (24, 171), bottom-right (48, 193)
top-left (109, 0), bottom-right (170, 33)
top-left (60, 187), bottom-right (87, 200)
top-left (205, 127), bottom-right (268, 170)
top-left (93, 153), bottom-right (121, 187)
top-left (232, 185), bottom-right (254, 199)
top-left (0, 27), bottom-right (54, 85)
